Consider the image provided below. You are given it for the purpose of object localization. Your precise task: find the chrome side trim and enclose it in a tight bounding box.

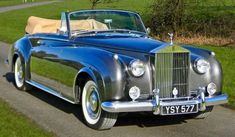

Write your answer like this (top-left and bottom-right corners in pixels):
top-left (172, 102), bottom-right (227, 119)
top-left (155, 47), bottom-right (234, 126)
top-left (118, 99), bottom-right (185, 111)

top-left (26, 80), bottom-right (76, 104)
top-left (29, 36), bottom-right (70, 42)
top-left (101, 94), bottom-right (228, 113)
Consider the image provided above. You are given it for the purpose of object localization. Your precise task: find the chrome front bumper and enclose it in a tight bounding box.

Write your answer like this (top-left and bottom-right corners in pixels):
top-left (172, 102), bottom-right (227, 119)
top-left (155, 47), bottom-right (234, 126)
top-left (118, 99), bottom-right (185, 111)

top-left (101, 93), bottom-right (228, 115)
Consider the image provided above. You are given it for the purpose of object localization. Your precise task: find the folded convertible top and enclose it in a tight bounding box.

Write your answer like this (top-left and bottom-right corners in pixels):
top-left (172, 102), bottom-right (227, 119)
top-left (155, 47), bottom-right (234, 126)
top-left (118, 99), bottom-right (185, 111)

top-left (25, 16), bottom-right (108, 34)
top-left (25, 16), bottom-right (60, 34)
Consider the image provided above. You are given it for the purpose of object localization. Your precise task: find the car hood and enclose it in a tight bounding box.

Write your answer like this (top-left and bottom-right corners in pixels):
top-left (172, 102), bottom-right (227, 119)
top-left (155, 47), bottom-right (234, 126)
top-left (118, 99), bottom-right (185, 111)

top-left (74, 36), bottom-right (169, 53)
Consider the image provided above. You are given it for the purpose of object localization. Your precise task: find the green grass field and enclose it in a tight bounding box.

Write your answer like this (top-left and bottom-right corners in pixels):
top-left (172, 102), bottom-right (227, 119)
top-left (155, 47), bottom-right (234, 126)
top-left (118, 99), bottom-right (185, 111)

top-left (0, 0), bottom-right (48, 7)
top-left (0, 98), bottom-right (55, 137)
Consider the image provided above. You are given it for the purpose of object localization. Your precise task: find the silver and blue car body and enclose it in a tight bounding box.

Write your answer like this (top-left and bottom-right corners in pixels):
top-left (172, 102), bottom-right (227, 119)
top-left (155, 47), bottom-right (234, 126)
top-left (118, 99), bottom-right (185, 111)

top-left (7, 9), bottom-right (228, 130)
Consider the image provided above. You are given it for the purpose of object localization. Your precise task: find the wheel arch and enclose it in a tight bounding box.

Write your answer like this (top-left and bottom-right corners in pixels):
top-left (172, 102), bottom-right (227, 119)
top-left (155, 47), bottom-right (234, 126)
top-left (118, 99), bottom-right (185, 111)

top-left (11, 52), bottom-right (25, 72)
top-left (73, 67), bottom-right (105, 104)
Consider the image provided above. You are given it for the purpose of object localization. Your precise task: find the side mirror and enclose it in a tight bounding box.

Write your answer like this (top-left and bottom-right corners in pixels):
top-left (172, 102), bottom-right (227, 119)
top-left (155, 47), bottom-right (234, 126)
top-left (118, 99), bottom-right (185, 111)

top-left (146, 27), bottom-right (151, 35)
top-left (57, 27), bottom-right (67, 35)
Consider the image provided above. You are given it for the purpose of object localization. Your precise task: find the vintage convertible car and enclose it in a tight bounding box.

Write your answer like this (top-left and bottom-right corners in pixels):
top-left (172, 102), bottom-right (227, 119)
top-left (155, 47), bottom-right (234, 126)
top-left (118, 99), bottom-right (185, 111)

top-left (7, 9), bottom-right (228, 130)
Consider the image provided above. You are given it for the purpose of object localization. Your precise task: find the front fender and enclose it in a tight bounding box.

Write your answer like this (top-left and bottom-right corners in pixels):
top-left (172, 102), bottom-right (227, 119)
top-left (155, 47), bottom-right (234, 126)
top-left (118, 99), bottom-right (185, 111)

top-left (183, 46), bottom-right (223, 95)
top-left (71, 47), bottom-right (127, 101)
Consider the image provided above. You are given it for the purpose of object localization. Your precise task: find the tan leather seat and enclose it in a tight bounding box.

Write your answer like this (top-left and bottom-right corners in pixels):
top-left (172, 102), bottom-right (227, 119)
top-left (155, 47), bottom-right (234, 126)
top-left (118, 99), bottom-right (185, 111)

top-left (70, 19), bottom-right (108, 31)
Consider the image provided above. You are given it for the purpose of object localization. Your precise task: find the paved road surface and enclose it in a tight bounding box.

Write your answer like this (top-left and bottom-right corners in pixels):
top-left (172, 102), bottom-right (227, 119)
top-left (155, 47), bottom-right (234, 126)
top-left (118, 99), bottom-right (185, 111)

top-left (0, 42), bottom-right (234, 137)
top-left (0, 1), bottom-right (61, 13)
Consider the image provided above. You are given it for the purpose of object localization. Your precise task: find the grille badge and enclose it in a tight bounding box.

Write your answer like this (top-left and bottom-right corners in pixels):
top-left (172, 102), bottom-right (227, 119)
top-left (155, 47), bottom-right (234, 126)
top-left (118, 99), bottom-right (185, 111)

top-left (172, 87), bottom-right (178, 98)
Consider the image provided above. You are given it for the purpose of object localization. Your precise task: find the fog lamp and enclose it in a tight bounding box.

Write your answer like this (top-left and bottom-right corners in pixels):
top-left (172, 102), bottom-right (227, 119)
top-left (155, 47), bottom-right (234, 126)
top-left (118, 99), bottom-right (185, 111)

top-left (207, 82), bottom-right (217, 96)
top-left (129, 86), bottom-right (140, 101)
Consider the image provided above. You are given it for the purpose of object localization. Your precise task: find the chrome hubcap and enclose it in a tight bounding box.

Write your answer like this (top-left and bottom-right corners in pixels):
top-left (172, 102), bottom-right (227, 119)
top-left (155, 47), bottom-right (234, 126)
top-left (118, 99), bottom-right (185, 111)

top-left (86, 86), bottom-right (100, 120)
top-left (82, 81), bottom-right (101, 125)
top-left (89, 91), bottom-right (98, 112)
top-left (17, 66), bottom-right (23, 80)
top-left (15, 58), bottom-right (24, 87)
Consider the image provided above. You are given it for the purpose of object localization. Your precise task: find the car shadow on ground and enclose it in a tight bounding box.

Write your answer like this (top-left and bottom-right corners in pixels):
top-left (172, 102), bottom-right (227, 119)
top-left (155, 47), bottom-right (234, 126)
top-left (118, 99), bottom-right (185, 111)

top-left (3, 72), bottom-right (15, 85)
top-left (4, 72), bottom-right (190, 128)
top-left (116, 113), bottom-right (189, 128)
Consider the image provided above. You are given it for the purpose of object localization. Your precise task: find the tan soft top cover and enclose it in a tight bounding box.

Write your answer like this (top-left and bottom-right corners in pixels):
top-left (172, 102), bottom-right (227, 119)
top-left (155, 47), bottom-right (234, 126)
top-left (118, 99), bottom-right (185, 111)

top-left (25, 16), bottom-right (108, 34)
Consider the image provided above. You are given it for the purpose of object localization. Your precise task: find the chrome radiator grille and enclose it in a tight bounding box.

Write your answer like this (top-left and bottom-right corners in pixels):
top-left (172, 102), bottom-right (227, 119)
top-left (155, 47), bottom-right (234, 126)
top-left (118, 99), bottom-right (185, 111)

top-left (155, 46), bottom-right (190, 98)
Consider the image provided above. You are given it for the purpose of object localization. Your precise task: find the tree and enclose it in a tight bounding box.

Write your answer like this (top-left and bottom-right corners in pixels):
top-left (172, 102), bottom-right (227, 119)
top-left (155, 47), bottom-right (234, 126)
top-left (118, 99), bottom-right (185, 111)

top-left (147, 0), bottom-right (185, 39)
top-left (89, 0), bottom-right (118, 9)
top-left (90, 0), bottom-right (101, 9)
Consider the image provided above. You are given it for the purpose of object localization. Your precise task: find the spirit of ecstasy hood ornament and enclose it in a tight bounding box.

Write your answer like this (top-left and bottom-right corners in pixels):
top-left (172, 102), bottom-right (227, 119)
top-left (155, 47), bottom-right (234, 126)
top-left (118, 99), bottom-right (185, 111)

top-left (168, 33), bottom-right (174, 45)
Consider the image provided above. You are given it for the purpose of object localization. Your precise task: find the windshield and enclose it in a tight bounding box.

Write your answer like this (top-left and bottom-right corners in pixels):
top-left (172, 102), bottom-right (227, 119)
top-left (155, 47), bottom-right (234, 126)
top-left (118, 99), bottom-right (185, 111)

top-left (68, 10), bottom-right (146, 35)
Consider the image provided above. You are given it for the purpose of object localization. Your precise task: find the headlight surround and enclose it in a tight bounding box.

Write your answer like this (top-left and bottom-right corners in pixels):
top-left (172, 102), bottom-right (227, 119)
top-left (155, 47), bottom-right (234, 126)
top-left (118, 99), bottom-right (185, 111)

top-left (129, 60), bottom-right (145, 77)
top-left (194, 58), bottom-right (210, 74)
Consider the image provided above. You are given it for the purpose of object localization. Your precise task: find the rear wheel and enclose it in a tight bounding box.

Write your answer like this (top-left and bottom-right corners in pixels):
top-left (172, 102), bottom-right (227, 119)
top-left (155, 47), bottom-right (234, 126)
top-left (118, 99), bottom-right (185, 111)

top-left (81, 80), bottom-right (118, 130)
top-left (14, 57), bottom-right (31, 91)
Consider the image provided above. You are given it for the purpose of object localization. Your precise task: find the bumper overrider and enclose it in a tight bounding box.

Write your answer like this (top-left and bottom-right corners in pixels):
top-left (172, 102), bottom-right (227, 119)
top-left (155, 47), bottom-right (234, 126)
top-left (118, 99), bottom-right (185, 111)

top-left (101, 89), bottom-right (228, 115)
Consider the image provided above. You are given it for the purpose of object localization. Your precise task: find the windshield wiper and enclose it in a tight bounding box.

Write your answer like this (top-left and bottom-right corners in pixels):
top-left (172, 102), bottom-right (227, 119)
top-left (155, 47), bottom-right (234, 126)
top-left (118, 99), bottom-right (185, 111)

top-left (71, 29), bottom-right (89, 36)
top-left (73, 29), bottom-right (146, 37)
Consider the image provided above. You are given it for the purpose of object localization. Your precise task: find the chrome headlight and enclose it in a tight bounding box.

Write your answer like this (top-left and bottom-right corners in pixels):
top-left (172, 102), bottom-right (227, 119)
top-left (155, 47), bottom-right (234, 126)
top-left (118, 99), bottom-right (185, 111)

top-left (129, 60), bottom-right (145, 77)
top-left (194, 58), bottom-right (210, 74)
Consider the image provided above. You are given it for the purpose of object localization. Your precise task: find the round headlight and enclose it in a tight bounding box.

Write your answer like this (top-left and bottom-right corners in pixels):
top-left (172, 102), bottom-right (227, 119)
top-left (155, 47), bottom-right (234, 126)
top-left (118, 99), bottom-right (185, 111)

top-left (129, 60), bottom-right (145, 77)
top-left (207, 82), bottom-right (217, 96)
top-left (129, 86), bottom-right (140, 101)
top-left (194, 58), bottom-right (210, 74)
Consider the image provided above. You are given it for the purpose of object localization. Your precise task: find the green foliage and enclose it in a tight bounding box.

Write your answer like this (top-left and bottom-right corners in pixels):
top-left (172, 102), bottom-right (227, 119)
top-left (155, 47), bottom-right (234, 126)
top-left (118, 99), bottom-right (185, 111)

top-left (0, 98), bottom-right (55, 137)
top-left (147, 0), bottom-right (235, 39)
top-left (147, 0), bottom-right (185, 38)
top-left (90, 0), bottom-right (101, 9)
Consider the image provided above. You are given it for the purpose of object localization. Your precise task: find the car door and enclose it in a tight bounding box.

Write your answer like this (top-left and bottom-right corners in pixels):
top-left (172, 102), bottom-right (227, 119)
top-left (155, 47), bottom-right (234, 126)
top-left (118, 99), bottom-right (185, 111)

top-left (30, 35), bottom-right (78, 101)
top-left (30, 37), bottom-right (63, 93)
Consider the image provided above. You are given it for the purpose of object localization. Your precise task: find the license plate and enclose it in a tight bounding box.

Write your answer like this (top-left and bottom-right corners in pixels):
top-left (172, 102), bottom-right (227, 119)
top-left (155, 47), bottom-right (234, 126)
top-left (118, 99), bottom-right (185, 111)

top-left (161, 104), bottom-right (198, 115)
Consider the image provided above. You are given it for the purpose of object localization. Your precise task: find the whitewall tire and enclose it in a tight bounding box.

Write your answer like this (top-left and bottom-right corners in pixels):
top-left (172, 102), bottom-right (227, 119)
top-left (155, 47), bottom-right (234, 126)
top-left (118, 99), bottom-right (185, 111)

top-left (14, 57), bottom-right (31, 91)
top-left (81, 80), bottom-right (118, 130)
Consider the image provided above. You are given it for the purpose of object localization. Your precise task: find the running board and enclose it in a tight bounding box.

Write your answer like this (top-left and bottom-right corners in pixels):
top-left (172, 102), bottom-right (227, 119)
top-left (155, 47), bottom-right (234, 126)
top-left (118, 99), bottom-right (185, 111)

top-left (26, 80), bottom-right (76, 104)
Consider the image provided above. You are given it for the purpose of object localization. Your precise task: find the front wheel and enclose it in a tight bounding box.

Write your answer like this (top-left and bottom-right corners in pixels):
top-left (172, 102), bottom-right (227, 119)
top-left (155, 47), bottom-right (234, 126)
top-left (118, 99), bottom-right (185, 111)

top-left (81, 80), bottom-right (118, 130)
top-left (14, 57), bottom-right (31, 91)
